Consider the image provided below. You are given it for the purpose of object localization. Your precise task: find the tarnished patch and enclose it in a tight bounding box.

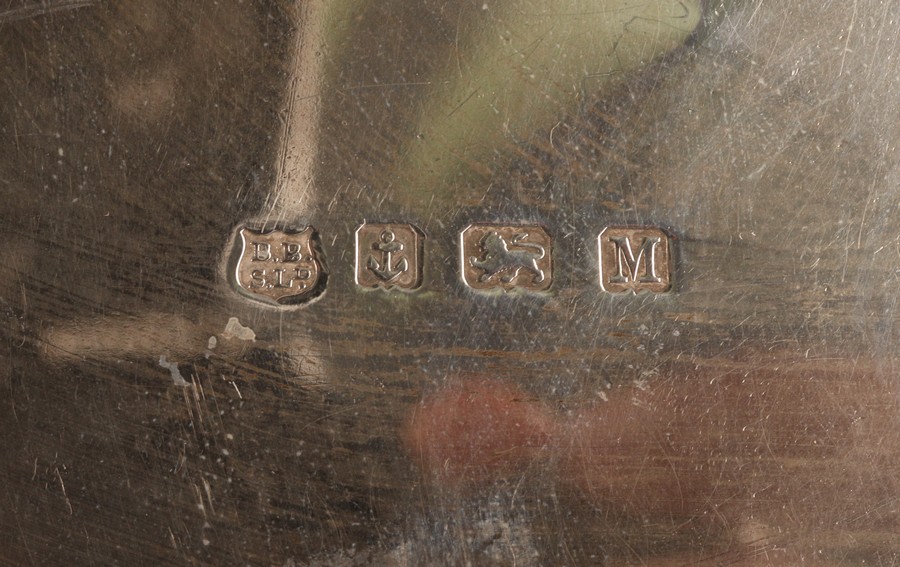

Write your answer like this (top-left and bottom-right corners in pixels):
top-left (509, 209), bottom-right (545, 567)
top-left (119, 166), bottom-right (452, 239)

top-left (234, 226), bottom-right (326, 305)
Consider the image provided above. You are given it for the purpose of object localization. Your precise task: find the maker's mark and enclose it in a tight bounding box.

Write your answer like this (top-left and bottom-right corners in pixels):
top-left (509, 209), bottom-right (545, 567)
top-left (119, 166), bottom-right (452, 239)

top-left (233, 225), bottom-right (327, 305)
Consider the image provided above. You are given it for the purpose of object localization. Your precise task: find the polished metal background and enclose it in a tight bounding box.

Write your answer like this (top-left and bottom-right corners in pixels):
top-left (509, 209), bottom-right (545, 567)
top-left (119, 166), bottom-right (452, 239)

top-left (2, 1), bottom-right (899, 565)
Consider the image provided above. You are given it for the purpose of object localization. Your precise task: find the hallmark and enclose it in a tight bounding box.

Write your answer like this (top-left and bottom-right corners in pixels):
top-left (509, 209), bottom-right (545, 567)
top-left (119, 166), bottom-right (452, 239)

top-left (226, 222), bottom-right (675, 306)
top-left (234, 226), bottom-right (326, 305)
top-left (598, 226), bottom-right (671, 294)
top-left (355, 223), bottom-right (424, 290)
top-left (460, 224), bottom-right (552, 292)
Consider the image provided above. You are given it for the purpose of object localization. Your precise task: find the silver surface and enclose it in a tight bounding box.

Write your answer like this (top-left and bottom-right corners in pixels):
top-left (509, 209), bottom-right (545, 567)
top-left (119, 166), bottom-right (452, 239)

top-left (2, 1), bottom-right (899, 565)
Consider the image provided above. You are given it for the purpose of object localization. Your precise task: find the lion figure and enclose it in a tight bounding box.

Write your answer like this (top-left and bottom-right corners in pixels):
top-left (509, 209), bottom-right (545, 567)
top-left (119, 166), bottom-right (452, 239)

top-left (469, 231), bottom-right (545, 284)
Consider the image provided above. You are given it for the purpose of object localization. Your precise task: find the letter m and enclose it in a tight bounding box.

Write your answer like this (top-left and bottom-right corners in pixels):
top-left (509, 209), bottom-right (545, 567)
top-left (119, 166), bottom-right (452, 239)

top-left (608, 236), bottom-right (661, 284)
